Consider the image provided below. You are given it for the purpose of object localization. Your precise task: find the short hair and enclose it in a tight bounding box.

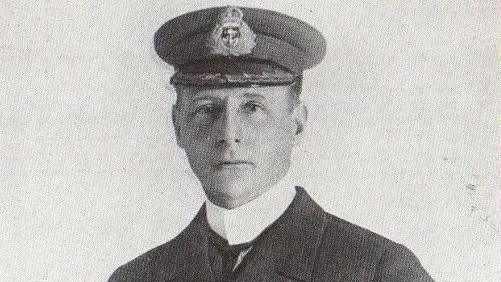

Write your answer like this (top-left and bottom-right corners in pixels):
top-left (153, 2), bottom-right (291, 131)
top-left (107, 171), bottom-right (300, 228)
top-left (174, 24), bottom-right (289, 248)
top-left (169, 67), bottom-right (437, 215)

top-left (288, 75), bottom-right (303, 106)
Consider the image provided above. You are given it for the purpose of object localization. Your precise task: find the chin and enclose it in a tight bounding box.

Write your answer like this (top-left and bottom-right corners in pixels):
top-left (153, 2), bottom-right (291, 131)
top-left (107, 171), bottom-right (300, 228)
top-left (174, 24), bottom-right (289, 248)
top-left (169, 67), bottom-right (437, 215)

top-left (215, 178), bottom-right (250, 195)
top-left (204, 177), bottom-right (256, 205)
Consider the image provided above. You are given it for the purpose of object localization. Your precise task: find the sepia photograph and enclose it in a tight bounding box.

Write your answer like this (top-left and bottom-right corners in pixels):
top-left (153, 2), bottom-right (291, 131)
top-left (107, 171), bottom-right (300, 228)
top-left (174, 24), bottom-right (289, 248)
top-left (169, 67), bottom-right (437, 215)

top-left (1, 1), bottom-right (499, 281)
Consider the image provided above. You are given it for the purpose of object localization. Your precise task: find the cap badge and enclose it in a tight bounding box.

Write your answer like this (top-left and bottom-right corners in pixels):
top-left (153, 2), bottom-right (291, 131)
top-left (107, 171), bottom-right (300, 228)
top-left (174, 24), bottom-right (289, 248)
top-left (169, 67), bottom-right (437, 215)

top-left (207, 6), bottom-right (256, 56)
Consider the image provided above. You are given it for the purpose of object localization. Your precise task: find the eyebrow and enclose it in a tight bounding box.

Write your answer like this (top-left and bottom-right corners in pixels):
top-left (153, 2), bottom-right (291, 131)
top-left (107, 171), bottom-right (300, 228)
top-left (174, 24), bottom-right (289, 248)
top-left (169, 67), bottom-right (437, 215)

top-left (191, 92), bottom-right (267, 102)
top-left (242, 92), bottom-right (266, 101)
top-left (192, 95), bottom-right (222, 103)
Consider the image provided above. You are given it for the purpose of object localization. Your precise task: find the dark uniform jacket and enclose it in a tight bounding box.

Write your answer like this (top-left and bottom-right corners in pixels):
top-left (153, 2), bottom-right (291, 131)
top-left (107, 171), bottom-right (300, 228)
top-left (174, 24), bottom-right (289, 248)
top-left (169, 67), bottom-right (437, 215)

top-left (110, 187), bottom-right (433, 281)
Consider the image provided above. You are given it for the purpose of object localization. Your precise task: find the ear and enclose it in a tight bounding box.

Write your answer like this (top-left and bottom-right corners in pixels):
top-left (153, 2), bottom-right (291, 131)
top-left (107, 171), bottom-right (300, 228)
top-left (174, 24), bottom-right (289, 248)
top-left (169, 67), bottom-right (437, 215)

top-left (292, 102), bottom-right (308, 146)
top-left (172, 104), bottom-right (184, 148)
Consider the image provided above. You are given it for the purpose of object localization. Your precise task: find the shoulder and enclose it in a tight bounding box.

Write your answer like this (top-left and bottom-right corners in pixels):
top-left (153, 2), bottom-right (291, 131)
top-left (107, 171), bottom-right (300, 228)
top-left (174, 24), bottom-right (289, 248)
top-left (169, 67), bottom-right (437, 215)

top-left (320, 212), bottom-right (400, 254)
top-left (316, 212), bottom-right (433, 281)
top-left (108, 227), bottom-right (192, 282)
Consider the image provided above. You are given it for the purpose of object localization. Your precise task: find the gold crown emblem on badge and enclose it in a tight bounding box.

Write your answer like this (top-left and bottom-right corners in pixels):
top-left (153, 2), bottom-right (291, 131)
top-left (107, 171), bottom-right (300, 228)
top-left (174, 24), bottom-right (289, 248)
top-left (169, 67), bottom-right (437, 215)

top-left (207, 6), bottom-right (256, 56)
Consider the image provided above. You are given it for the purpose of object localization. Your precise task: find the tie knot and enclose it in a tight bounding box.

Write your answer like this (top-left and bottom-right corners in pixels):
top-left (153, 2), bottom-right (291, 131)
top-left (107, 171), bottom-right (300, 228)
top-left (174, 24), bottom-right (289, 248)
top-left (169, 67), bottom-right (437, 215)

top-left (208, 228), bottom-right (253, 256)
top-left (226, 242), bottom-right (253, 256)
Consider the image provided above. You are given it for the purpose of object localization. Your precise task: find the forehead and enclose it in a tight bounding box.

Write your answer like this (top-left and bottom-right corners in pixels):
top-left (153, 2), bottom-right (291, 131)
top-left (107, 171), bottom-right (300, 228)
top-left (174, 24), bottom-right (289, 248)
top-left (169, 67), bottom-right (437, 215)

top-left (176, 85), bottom-right (291, 102)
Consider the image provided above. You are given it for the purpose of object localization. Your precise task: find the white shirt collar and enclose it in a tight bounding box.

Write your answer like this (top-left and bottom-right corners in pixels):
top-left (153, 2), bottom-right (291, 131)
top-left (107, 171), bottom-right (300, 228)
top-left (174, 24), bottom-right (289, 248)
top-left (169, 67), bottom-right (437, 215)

top-left (205, 172), bottom-right (296, 245)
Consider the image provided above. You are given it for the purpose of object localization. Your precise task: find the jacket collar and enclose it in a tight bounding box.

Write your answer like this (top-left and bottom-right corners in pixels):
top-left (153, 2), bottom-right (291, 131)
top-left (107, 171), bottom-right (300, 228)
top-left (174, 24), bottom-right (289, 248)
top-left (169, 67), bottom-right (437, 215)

top-left (170, 187), bottom-right (327, 281)
top-left (255, 186), bottom-right (327, 281)
top-left (279, 187), bottom-right (327, 280)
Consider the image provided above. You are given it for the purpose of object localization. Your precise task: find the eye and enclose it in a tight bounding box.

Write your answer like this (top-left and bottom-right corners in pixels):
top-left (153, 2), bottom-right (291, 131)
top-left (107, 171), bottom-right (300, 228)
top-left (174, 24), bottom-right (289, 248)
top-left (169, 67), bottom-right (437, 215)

top-left (243, 101), bottom-right (264, 113)
top-left (195, 104), bottom-right (216, 115)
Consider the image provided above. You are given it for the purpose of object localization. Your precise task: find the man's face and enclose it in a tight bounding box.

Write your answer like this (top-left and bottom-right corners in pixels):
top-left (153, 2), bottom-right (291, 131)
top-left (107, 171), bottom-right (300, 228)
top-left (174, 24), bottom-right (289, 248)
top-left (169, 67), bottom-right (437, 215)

top-left (173, 85), bottom-right (306, 208)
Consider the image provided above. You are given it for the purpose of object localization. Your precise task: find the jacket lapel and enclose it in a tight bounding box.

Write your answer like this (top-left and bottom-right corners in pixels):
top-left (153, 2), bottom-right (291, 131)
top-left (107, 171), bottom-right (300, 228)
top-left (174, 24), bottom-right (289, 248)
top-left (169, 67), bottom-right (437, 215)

top-left (159, 205), bottom-right (215, 281)
top-left (237, 187), bottom-right (328, 281)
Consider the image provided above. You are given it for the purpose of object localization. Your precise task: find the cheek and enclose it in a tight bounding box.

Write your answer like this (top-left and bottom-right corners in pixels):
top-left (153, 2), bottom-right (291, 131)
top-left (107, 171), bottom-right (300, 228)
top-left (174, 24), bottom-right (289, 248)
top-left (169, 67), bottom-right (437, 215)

top-left (182, 119), bottom-right (212, 142)
top-left (185, 125), bottom-right (207, 141)
top-left (181, 125), bottom-right (214, 158)
top-left (249, 118), bottom-right (295, 150)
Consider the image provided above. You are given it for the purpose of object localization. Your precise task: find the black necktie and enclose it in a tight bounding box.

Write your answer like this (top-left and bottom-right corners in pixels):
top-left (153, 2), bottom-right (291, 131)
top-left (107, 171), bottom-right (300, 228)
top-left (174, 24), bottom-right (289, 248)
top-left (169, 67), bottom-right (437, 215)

top-left (208, 229), bottom-right (254, 280)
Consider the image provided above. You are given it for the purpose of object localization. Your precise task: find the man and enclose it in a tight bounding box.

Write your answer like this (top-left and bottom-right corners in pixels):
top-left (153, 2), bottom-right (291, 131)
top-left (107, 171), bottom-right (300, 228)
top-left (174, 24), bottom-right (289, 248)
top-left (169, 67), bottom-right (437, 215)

top-left (110, 6), bottom-right (433, 281)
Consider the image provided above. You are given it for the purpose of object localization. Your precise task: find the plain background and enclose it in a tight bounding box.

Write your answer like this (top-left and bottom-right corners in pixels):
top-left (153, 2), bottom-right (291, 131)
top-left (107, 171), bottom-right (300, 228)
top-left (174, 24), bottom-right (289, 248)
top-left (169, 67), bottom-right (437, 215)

top-left (0, 0), bottom-right (499, 281)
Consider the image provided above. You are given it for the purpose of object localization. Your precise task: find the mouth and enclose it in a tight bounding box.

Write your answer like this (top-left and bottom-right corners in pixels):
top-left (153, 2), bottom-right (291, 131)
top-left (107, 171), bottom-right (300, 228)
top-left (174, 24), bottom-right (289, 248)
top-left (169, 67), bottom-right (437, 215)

top-left (215, 160), bottom-right (254, 169)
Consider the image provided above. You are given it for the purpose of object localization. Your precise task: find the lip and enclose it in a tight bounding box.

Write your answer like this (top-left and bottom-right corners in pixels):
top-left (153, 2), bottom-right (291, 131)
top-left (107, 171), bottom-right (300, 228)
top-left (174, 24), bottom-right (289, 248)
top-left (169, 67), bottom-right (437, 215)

top-left (215, 160), bottom-right (254, 168)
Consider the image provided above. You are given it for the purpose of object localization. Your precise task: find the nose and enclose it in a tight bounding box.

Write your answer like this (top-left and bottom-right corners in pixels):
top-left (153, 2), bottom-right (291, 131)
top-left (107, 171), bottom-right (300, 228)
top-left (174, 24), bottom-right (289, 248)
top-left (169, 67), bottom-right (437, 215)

top-left (215, 106), bottom-right (241, 147)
